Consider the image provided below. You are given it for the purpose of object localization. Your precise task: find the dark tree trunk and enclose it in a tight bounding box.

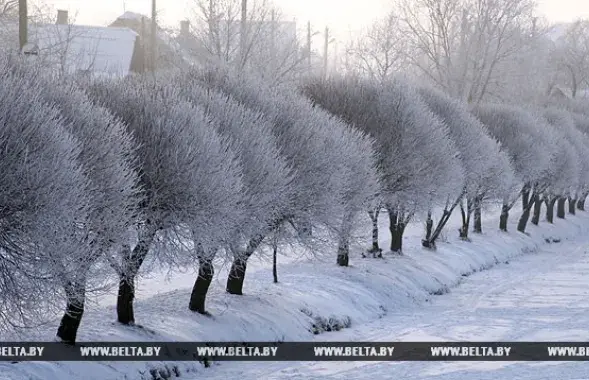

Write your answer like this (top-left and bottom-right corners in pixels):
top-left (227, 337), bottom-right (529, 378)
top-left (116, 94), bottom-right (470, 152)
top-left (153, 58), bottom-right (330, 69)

top-left (473, 196), bottom-right (482, 233)
top-left (517, 187), bottom-right (532, 233)
top-left (568, 197), bottom-right (577, 215)
top-left (337, 239), bottom-right (349, 266)
top-left (557, 197), bottom-right (566, 219)
top-left (578, 196), bottom-right (587, 211)
top-left (499, 203), bottom-right (509, 232)
top-left (531, 194), bottom-right (542, 225)
top-left (367, 209), bottom-right (382, 257)
top-left (188, 257), bottom-right (215, 314)
top-left (56, 280), bottom-right (86, 344)
top-left (425, 211), bottom-right (433, 241)
top-left (225, 219), bottom-right (284, 295)
top-left (422, 193), bottom-right (463, 249)
top-left (388, 208), bottom-right (405, 253)
top-left (459, 199), bottom-right (473, 240)
top-left (546, 198), bottom-right (554, 223)
top-left (272, 239), bottom-right (278, 283)
top-left (117, 232), bottom-right (153, 325)
top-left (226, 256), bottom-right (248, 295)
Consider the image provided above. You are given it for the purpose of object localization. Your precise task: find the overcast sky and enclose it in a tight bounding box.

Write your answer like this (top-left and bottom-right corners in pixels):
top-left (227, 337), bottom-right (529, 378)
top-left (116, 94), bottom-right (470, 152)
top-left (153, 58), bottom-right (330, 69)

top-left (36, 0), bottom-right (589, 41)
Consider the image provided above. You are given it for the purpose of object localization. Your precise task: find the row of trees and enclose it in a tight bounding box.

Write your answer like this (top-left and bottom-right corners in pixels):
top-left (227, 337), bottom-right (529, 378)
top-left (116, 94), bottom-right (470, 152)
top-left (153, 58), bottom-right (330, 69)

top-left (2, 53), bottom-right (588, 345)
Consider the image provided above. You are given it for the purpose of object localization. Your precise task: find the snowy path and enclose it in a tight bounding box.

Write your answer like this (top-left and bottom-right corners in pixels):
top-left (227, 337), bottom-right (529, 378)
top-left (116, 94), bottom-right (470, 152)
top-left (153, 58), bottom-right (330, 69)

top-left (201, 238), bottom-right (589, 380)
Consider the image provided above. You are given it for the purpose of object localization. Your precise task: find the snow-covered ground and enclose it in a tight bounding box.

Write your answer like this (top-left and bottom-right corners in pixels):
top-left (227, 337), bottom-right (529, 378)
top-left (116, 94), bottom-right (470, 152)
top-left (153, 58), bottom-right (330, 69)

top-left (3, 208), bottom-right (589, 380)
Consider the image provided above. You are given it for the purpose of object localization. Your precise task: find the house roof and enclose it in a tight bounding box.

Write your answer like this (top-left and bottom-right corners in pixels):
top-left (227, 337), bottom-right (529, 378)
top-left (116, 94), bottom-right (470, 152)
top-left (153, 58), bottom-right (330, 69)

top-left (28, 23), bottom-right (138, 77)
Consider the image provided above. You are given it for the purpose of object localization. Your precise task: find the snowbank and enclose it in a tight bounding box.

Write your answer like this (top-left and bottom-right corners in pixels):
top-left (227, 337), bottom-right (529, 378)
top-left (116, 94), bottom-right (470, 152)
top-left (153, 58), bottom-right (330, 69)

top-left (2, 209), bottom-right (589, 380)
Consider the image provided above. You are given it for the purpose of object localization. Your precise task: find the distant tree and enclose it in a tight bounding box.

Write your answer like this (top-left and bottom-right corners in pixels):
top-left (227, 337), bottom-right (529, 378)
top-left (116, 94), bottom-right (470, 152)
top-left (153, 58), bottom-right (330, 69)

top-left (550, 20), bottom-right (589, 98)
top-left (345, 12), bottom-right (407, 82)
top-left (85, 77), bottom-right (244, 325)
top-left (398, 0), bottom-right (537, 104)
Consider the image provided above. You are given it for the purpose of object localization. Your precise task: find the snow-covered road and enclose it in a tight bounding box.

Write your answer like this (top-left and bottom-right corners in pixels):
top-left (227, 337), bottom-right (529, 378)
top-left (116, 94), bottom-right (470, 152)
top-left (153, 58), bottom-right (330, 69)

top-left (202, 239), bottom-right (589, 380)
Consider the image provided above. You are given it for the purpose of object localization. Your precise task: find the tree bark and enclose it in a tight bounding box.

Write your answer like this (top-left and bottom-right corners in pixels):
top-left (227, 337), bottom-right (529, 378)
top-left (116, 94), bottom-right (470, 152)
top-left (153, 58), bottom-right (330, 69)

top-left (473, 196), bottom-right (482, 233)
top-left (568, 197), bottom-right (577, 215)
top-left (226, 256), bottom-right (248, 295)
top-left (188, 256), bottom-right (215, 314)
top-left (117, 230), bottom-right (154, 325)
top-left (517, 187), bottom-right (532, 233)
top-left (578, 196), bottom-right (587, 211)
top-left (557, 197), bottom-right (566, 219)
top-left (56, 280), bottom-right (86, 344)
top-left (422, 193), bottom-right (463, 249)
top-left (531, 194), bottom-right (542, 226)
top-left (225, 218), bottom-right (285, 295)
top-left (388, 208), bottom-right (405, 253)
top-left (367, 209), bottom-right (382, 257)
top-left (499, 203), bottom-right (509, 232)
top-left (425, 211), bottom-right (433, 241)
top-left (546, 198), bottom-right (555, 223)
top-left (459, 198), bottom-right (473, 240)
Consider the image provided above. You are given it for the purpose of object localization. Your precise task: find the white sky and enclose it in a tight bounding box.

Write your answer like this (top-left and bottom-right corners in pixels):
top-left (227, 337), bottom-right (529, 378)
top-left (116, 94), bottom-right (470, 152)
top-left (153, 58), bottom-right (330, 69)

top-left (34, 0), bottom-right (589, 42)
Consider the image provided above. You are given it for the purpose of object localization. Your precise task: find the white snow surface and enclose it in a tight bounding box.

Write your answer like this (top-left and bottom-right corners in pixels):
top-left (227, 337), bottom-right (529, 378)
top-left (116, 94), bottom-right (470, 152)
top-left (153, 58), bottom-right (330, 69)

top-left (3, 208), bottom-right (589, 380)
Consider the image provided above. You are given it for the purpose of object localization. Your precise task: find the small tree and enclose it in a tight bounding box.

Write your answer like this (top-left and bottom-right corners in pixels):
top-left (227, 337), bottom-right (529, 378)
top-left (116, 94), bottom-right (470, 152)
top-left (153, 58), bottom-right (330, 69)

top-left (85, 77), bottom-right (244, 325)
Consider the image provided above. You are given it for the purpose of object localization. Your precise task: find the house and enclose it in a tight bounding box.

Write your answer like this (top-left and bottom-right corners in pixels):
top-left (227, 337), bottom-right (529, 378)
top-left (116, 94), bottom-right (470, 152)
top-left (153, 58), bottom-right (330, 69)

top-left (109, 11), bottom-right (188, 71)
top-left (26, 10), bottom-right (141, 78)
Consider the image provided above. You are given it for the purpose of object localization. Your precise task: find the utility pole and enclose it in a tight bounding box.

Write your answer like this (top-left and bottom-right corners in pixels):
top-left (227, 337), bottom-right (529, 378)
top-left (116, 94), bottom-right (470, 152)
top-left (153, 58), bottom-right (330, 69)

top-left (19, 0), bottom-right (27, 51)
top-left (323, 26), bottom-right (329, 79)
top-left (240, 0), bottom-right (247, 68)
top-left (151, 0), bottom-right (157, 71)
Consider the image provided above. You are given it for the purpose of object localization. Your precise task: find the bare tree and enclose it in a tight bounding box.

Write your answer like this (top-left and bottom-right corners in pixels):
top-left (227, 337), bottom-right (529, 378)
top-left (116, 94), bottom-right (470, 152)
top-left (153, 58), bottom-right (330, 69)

top-left (345, 12), bottom-right (407, 82)
top-left (398, 0), bottom-right (536, 104)
top-left (550, 19), bottom-right (589, 98)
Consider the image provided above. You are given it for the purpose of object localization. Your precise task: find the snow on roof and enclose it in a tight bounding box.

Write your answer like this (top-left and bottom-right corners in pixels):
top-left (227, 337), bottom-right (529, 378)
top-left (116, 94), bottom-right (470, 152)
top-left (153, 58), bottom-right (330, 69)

top-left (29, 23), bottom-right (138, 78)
top-left (118, 11), bottom-right (145, 21)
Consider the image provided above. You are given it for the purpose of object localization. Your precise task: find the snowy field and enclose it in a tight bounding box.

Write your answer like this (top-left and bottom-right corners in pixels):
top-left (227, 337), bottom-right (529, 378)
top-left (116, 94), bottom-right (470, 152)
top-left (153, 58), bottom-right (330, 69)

top-left (2, 209), bottom-right (589, 380)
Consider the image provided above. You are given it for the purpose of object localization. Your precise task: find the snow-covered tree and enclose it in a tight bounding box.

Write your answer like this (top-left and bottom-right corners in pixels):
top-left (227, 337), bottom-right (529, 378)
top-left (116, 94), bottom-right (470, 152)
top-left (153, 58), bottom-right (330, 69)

top-left (169, 78), bottom-right (293, 312)
top-left (186, 65), bottom-right (378, 290)
top-left (85, 76), bottom-right (244, 324)
top-left (540, 108), bottom-right (583, 220)
top-left (417, 85), bottom-right (513, 240)
top-left (303, 75), bottom-right (463, 252)
top-left (0, 60), bottom-right (91, 331)
top-left (473, 104), bottom-right (555, 231)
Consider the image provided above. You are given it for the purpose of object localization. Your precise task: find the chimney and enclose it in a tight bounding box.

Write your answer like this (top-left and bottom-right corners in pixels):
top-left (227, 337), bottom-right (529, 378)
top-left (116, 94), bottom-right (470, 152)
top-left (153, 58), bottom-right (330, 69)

top-left (57, 10), bottom-right (68, 25)
top-left (180, 20), bottom-right (190, 36)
